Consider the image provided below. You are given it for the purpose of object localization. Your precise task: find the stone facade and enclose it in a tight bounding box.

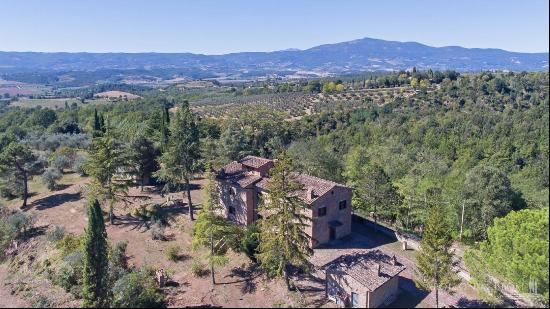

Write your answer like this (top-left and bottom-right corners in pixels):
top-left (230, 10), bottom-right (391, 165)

top-left (216, 155), bottom-right (352, 248)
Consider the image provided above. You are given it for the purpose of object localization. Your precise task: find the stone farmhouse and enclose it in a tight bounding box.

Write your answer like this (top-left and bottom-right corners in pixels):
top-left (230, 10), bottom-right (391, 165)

top-left (216, 155), bottom-right (352, 248)
top-left (323, 250), bottom-right (406, 308)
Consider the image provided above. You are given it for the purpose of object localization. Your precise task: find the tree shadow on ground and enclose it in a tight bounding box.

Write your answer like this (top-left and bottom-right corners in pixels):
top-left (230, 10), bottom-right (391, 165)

top-left (220, 264), bottom-right (260, 294)
top-left (386, 276), bottom-right (429, 308)
top-left (24, 192), bottom-right (82, 211)
top-left (456, 297), bottom-right (492, 308)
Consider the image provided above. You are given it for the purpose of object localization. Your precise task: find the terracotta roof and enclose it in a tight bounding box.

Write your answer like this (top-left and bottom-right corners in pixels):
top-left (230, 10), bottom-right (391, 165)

top-left (221, 161), bottom-right (246, 175)
top-left (218, 156), bottom-right (350, 199)
top-left (236, 173), bottom-right (263, 188)
top-left (255, 173), bottom-right (350, 204)
top-left (240, 155), bottom-right (273, 169)
top-left (324, 250), bottom-right (406, 292)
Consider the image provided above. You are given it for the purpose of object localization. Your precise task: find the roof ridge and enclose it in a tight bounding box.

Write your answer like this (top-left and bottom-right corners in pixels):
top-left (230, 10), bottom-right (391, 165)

top-left (293, 172), bottom-right (349, 189)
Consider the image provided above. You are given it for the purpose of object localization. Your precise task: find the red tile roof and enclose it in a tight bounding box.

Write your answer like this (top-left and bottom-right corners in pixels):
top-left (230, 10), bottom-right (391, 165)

top-left (255, 173), bottom-right (349, 204)
top-left (218, 156), bottom-right (350, 200)
top-left (324, 250), bottom-right (406, 292)
top-left (240, 155), bottom-right (273, 169)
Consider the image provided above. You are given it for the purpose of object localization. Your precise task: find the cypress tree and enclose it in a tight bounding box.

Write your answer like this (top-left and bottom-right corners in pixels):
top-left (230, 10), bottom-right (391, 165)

top-left (415, 204), bottom-right (460, 308)
top-left (82, 198), bottom-right (111, 308)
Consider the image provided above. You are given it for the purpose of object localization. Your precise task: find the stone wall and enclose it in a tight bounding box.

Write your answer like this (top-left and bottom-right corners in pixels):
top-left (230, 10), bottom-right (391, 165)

top-left (352, 215), bottom-right (422, 250)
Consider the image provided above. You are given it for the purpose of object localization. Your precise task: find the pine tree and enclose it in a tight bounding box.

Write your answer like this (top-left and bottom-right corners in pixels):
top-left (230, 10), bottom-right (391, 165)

top-left (415, 203), bottom-right (460, 308)
top-left (86, 130), bottom-right (129, 224)
top-left (129, 136), bottom-right (159, 191)
top-left (192, 170), bottom-right (239, 284)
top-left (82, 198), bottom-right (111, 308)
top-left (0, 142), bottom-right (44, 208)
top-left (159, 108), bottom-right (170, 152)
top-left (156, 101), bottom-right (201, 220)
top-left (256, 152), bottom-right (312, 290)
top-left (93, 109), bottom-right (102, 137)
top-left (356, 164), bottom-right (402, 224)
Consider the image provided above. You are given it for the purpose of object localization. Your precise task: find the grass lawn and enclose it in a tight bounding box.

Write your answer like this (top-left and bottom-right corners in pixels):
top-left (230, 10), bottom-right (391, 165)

top-left (0, 172), bottom-right (85, 207)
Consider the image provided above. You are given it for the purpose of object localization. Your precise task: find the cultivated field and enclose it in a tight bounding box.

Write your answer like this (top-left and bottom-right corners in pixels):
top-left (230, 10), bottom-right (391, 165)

top-left (0, 79), bottom-right (50, 96)
top-left (9, 97), bottom-right (112, 109)
top-left (192, 87), bottom-right (415, 118)
top-left (93, 90), bottom-right (141, 100)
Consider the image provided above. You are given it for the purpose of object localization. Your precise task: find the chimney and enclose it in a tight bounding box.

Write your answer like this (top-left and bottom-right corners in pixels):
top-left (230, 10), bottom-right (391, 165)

top-left (307, 187), bottom-right (316, 200)
top-left (392, 255), bottom-right (398, 266)
top-left (376, 263), bottom-right (381, 276)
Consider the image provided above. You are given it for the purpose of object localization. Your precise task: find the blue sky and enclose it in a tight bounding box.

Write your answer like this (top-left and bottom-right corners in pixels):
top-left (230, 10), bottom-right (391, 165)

top-left (0, 0), bottom-right (548, 54)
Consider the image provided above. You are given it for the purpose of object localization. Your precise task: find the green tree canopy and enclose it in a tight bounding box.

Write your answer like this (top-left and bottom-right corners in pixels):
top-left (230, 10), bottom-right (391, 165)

top-left (0, 142), bottom-right (44, 208)
top-left (465, 208), bottom-right (549, 302)
top-left (461, 165), bottom-right (515, 241)
top-left (82, 199), bottom-right (111, 308)
top-left (155, 101), bottom-right (201, 221)
top-left (256, 152), bottom-right (313, 290)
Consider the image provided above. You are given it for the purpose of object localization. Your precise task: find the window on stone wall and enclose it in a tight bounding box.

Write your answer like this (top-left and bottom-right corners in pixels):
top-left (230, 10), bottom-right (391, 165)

top-left (229, 206), bottom-right (235, 214)
top-left (318, 207), bottom-right (327, 217)
top-left (339, 200), bottom-right (347, 210)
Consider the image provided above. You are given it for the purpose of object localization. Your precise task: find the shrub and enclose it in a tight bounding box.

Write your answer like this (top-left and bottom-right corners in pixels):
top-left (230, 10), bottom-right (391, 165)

top-left (0, 217), bottom-right (16, 261)
top-left (110, 241), bottom-right (129, 270)
top-left (150, 223), bottom-right (166, 241)
top-left (41, 167), bottom-right (62, 190)
top-left (191, 260), bottom-right (208, 278)
top-left (56, 234), bottom-right (83, 257)
top-left (73, 155), bottom-right (88, 176)
top-left (112, 268), bottom-right (165, 308)
top-left (46, 226), bottom-right (66, 243)
top-left (52, 154), bottom-right (71, 172)
top-left (54, 251), bottom-right (84, 297)
top-left (7, 212), bottom-right (36, 238)
top-left (32, 295), bottom-right (54, 308)
top-left (165, 245), bottom-right (180, 262)
top-left (241, 223), bottom-right (260, 262)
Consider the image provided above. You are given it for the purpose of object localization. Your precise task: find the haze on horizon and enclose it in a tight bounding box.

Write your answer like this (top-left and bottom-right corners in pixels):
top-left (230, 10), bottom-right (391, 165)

top-left (0, 0), bottom-right (548, 54)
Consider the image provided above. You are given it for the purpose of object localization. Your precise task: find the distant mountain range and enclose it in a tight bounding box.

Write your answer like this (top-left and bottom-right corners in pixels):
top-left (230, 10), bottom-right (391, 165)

top-left (0, 37), bottom-right (548, 79)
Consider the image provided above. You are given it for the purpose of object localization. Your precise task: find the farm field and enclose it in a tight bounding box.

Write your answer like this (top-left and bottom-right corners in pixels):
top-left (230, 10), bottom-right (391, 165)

top-left (9, 97), bottom-right (112, 109)
top-left (191, 87), bottom-right (415, 118)
top-left (93, 90), bottom-right (141, 100)
top-left (0, 79), bottom-right (50, 97)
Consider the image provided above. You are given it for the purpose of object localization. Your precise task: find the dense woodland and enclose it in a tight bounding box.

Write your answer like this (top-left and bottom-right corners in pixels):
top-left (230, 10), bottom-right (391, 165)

top-left (0, 70), bottom-right (548, 305)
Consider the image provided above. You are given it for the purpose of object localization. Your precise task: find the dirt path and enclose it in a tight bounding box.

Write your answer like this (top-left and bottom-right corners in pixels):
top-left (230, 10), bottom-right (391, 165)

top-left (0, 265), bottom-right (29, 308)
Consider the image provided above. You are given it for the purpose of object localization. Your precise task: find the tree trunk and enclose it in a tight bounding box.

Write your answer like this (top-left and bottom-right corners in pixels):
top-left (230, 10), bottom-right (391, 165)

top-left (185, 177), bottom-right (194, 221)
top-left (210, 231), bottom-right (215, 285)
top-left (283, 264), bottom-right (290, 291)
top-left (109, 201), bottom-right (115, 225)
top-left (141, 174), bottom-right (144, 192)
top-left (21, 172), bottom-right (28, 209)
top-left (435, 286), bottom-right (439, 309)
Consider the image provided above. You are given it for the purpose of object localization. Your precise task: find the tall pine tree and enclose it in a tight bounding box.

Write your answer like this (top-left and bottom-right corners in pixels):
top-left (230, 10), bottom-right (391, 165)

top-left (82, 198), bottom-right (111, 308)
top-left (256, 152), bottom-right (312, 290)
top-left (415, 203), bottom-right (460, 308)
top-left (192, 169), bottom-right (239, 284)
top-left (86, 129), bottom-right (129, 224)
top-left (156, 101), bottom-right (201, 220)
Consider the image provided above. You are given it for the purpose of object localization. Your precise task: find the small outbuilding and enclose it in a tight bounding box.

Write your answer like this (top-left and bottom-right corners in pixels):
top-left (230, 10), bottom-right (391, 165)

top-left (325, 250), bottom-right (406, 308)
